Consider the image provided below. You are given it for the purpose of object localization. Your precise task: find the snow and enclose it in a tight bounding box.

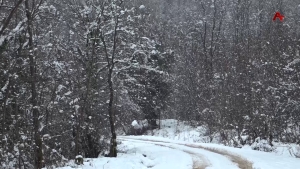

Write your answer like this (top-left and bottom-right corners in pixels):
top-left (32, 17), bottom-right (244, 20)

top-left (121, 136), bottom-right (300, 169)
top-left (241, 135), bottom-right (249, 142)
top-left (75, 155), bottom-right (82, 159)
top-left (69, 98), bottom-right (79, 105)
top-left (198, 143), bottom-right (300, 169)
top-left (57, 84), bottom-right (66, 92)
top-left (0, 19), bottom-right (26, 46)
top-left (56, 140), bottom-right (192, 169)
top-left (124, 119), bottom-right (300, 169)
top-left (56, 119), bottom-right (300, 169)
top-left (150, 119), bottom-right (213, 143)
top-left (139, 5), bottom-right (145, 9)
top-left (64, 91), bottom-right (72, 96)
top-left (150, 119), bottom-right (300, 157)
top-left (131, 120), bottom-right (138, 126)
top-left (1, 80), bottom-right (9, 92)
top-left (120, 136), bottom-right (239, 169)
top-left (130, 43), bottom-right (137, 49)
top-left (286, 58), bottom-right (300, 70)
top-left (74, 105), bottom-right (80, 111)
top-left (132, 120), bottom-right (142, 129)
top-left (274, 143), bottom-right (300, 158)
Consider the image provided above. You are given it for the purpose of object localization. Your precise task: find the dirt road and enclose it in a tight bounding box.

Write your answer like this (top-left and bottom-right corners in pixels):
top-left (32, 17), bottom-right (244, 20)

top-left (119, 137), bottom-right (252, 169)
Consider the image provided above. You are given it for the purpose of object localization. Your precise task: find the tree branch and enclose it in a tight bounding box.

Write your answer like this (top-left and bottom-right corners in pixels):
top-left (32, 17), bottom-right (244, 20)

top-left (0, 0), bottom-right (24, 36)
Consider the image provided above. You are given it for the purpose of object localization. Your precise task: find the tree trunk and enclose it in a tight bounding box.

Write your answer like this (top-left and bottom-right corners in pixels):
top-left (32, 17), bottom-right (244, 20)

top-left (103, 8), bottom-right (120, 158)
top-left (25, 0), bottom-right (43, 168)
top-left (108, 67), bottom-right (117, 157)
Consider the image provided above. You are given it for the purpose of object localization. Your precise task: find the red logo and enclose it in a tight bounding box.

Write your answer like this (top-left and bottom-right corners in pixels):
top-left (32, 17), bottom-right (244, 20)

top-left (273, 12), bottom-right (284, 21)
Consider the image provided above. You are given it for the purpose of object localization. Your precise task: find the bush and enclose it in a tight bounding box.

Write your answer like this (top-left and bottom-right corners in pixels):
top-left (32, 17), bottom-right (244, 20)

top-left (293, 146), bottom-right (300, 158)
top-left (251, 137), bottom-right (275, 152)
top-left (75, 155), bottom-right (83, 165)
top-left (126, 120), bottom-right (149, 135)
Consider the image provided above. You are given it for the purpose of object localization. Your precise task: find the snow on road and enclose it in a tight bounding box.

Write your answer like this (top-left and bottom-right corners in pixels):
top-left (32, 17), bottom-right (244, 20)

top-left (120, 136), bottom-right (300, 169)
top-left (120, 136), bottom-right (242, 169)
top-left (57, 135), bottom-right (300, 169)
top-left (196, 143), bottom-right (300, 169)
top-left (120, 140), bottom-right (193, 169)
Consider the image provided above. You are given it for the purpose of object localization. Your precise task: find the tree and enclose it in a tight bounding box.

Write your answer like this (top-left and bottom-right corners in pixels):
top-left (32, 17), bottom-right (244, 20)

top-left (24, 0), bottom-right (44, 167)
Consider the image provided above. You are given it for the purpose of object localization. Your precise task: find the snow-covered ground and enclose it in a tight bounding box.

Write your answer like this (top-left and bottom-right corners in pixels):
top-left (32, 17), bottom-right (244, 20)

top-left (147, 119), bottom-right (300, 158)
top-left (120, 137), bottom-right (242, 169)
top-left (57, 139), bottom-right (193, 169)
top-left (59, 136), bottom-right (300, 169)
top-left (121, 136), bottom-right (300, 169)
top-left (146, 119), bottom-right (214, 143)
top-left (56, 119), bottom-right (300, 169)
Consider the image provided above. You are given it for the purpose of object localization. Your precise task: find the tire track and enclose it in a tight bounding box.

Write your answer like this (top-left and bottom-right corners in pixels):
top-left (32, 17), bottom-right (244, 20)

top-left (185, 144), bottom-right (252, 169)
top-left (188, 152), bottom-right (209, 169)
top-left (119, 137), bottom-right (253, 169)
top-left (152, 142), bottom-right (210, 169)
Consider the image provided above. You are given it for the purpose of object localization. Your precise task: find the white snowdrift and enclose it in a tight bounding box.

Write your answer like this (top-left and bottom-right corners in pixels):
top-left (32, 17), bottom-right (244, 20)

top-left (122, 135), bottom-right (300, 169)
top-left (57, 139), bottom-right (192, 169)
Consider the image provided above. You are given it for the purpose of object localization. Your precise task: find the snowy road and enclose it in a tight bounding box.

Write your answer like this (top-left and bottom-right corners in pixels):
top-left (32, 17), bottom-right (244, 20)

top-left (119, 136), bottom-right (300, 169)
top-left (119, 136), bottom-right (251, 169)
top-left (58, 136), bottom-right (300, 169)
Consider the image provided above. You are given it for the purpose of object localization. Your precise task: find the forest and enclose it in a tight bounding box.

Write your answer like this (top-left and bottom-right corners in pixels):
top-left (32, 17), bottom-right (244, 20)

top-left (1, 0), bottom-right (300, 168)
